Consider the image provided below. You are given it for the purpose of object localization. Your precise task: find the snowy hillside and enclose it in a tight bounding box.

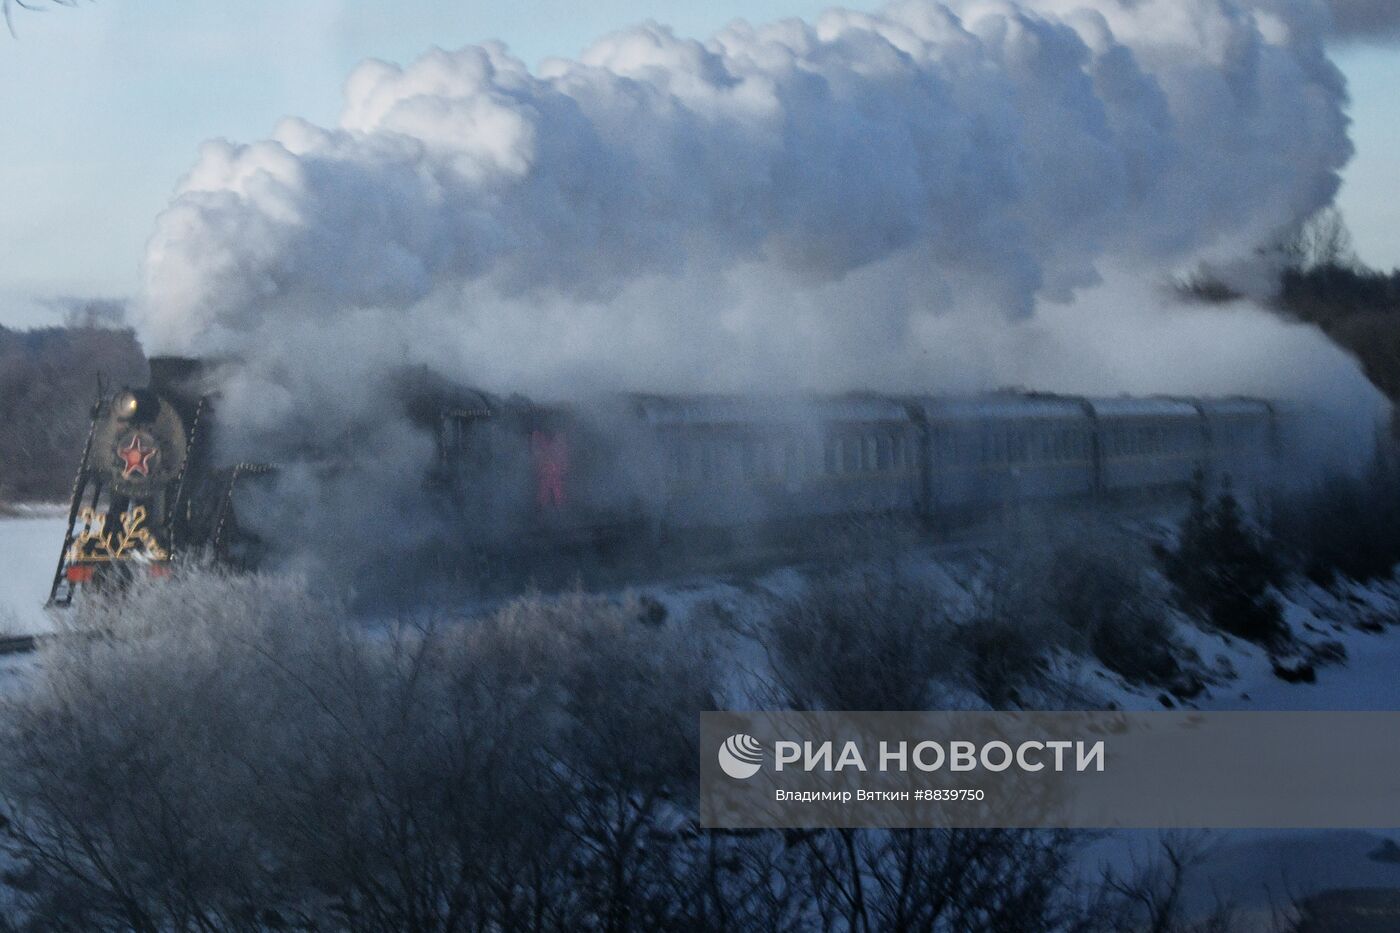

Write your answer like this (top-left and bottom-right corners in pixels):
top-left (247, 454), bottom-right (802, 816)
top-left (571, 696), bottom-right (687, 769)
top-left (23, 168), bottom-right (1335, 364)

top-left (2, 509), bottom-right (1399, 929)
top-left (0, 507), bottom-right (65, 637)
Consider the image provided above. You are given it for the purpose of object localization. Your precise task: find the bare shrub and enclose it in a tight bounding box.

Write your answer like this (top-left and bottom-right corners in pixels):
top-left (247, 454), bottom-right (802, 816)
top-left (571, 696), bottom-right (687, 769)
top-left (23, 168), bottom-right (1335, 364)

top-left (959, 545), bottom-right (1063, 707)
top-left (1041, 532), bottom-right (1181, 686)
top-left (766, 569), bottom-right (964, 710)
top-left (791, 827), bottom-right (1090, 933)
top-left (0, 571), bottom-right (716, 931)
top-left (1091, 833), bottom-right (1247, 933)
top-left (0, 569), bottom-right (1153, 931)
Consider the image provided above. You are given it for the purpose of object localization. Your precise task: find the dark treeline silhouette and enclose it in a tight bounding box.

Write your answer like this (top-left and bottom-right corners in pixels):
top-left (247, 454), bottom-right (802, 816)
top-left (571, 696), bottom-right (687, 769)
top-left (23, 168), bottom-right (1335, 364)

top-left (0, 325), bottom-right (146, 504)
top-left (1180, 207), bottom-right (1400, 413)
top-left (1278, 263), bottom-right (1400, 404)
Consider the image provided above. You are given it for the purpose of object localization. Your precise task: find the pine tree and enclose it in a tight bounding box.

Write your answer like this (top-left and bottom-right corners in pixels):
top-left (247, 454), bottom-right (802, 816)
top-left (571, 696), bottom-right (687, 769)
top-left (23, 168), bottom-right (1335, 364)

top-left (1162, 474), bottom-right (1285, 645)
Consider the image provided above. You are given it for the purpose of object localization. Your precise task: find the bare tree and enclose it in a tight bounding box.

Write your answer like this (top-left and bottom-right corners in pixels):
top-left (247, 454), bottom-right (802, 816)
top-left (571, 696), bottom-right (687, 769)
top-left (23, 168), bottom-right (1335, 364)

top-left (764, 568), bottom-right (966, 711)
top-left (4, 0), bottom-right (81, 35)
top-left (1094, 833), bottom-right (1246, 933)
top-left (1281, 207), bottom-right (1357, 271)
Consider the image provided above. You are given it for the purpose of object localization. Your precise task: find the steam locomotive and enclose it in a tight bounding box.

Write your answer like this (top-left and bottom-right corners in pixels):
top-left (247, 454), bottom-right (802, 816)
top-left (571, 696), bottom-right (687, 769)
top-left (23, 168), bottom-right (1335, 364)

top-left (50, 356), bottom-right (1278, 603)
top-left (48, 358), bottom-right (269, 606)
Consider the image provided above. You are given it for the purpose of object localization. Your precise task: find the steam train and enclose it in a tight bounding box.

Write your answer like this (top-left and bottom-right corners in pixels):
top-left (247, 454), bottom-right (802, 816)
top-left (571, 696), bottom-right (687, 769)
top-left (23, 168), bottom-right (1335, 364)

top-left (50, 357), bottom-right (1279, 603)
top-left (48, 358), bottom-right (270, 606)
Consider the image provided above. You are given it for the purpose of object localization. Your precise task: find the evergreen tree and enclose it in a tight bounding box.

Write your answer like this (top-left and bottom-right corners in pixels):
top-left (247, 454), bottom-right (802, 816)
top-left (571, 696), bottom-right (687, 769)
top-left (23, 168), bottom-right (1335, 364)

top-left (1161, 474), bottom-right (1285, 645)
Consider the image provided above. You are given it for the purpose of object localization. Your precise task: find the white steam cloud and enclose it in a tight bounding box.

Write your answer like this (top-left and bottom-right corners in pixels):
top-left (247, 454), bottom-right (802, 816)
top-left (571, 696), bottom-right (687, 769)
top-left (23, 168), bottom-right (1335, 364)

top-left (133, 0), bottom-right (1386, 574)
top-left (141, 0), bottom-right (1356, 386)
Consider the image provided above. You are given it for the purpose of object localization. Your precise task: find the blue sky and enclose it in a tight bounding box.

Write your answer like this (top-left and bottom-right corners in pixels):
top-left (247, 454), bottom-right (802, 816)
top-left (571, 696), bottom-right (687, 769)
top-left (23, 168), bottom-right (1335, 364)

top-left (1, 0), bottom-right (1397, 328)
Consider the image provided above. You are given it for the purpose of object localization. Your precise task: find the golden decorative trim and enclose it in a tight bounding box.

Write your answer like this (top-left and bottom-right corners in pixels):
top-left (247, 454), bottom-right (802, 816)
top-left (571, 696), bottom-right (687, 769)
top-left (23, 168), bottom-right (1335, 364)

top-left (67, 506), bottom-right (170, 563)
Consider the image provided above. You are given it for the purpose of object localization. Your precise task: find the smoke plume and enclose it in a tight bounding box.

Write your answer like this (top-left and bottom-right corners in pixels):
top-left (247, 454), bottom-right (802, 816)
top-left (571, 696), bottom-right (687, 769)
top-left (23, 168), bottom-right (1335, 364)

top-left (133, 0), bottom-right (1386, 576)
top-left (1327, 0), bottom-right (1400, 41)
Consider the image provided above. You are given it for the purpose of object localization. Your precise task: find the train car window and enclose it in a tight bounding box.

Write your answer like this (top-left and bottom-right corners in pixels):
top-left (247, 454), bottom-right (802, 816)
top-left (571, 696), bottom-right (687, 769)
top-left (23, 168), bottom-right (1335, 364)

top-left (1009, 429), bottom-right (1027, 464)
top-left (843, 437), bottom-right (860, 473)
top-left (877, 436), bottom-right (893, 471)
top-left (864, 436), bottom-right (878, 472)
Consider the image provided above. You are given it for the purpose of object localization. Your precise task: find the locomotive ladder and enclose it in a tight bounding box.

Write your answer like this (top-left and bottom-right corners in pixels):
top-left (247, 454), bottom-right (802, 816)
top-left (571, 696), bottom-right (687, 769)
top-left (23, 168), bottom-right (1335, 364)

top-left (46, 386), bottom-right (105, 607)
top-left (165, 395), bottom-right (208, 559)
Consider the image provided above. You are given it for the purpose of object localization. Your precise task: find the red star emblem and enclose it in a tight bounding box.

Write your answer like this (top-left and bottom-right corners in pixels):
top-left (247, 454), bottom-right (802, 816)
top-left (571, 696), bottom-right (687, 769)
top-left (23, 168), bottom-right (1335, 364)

top-left (117, 434), bottom-right (158, 479)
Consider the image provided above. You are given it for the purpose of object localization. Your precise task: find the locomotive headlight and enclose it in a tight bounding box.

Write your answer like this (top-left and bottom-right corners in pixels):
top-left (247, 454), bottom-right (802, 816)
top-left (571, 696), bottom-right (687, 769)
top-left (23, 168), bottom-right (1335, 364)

top-left (113, 390), bottom-right (158, 422)
top-left (114, 391), bottom-right (140, 420)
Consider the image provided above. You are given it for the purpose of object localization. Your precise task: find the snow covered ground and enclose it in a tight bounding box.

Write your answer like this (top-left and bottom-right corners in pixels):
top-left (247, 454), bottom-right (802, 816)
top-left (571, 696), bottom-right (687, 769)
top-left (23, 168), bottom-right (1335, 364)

top-left (0, 507), bottom-right (66, 637)
top-left (2, 516), bottom-right (1397, 926)
top-left (1061, 578), bottom-right (1400, 929)
top-left (628, 556), bottom-right (1400, 929)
